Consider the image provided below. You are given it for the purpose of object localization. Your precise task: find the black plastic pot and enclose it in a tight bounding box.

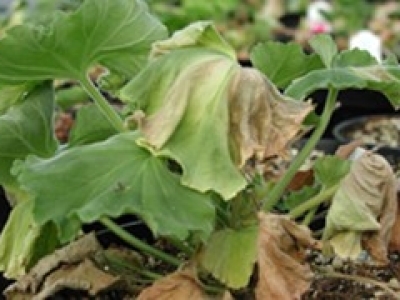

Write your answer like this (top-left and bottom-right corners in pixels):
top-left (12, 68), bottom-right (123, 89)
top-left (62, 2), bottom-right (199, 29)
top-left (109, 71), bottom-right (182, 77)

top-left (332, 114), bottom-right (400, 147)
top-left (311, 89), bottom-right (397, 138)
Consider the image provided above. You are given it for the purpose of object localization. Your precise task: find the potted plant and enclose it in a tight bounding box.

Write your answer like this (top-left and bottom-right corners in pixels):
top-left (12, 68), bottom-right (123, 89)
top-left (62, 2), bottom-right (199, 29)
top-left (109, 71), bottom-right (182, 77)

top-left (1, 0), bottom-right (400, 298)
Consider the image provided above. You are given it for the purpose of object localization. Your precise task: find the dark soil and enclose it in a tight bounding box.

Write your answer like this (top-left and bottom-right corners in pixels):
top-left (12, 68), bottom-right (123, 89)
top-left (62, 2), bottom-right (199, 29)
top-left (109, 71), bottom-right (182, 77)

top-left (303, 251), bottom-right (400, 300)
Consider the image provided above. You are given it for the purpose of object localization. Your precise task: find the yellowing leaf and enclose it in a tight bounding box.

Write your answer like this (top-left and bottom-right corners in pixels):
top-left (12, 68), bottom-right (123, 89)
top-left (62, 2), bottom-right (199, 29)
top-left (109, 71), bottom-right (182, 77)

top-left (256, 213), bottom-right (319, 300)
top-left (324, 151), bottom-right (397, 263)
top-left (199, 226), bottom-right (258, 289)
top-left (121, 23), bottom-right (312, 199)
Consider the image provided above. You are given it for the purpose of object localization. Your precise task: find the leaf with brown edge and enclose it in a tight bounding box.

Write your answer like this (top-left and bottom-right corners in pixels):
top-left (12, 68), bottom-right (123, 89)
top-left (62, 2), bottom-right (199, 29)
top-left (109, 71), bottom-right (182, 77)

top-left (228, 68), bottom-right (313, 167)
top-left (137, 268), bottom-right (231, 300)
top-left (324, 151), bottom-right (397, 264)
top-left (256, 213), bottom-right (320, 300)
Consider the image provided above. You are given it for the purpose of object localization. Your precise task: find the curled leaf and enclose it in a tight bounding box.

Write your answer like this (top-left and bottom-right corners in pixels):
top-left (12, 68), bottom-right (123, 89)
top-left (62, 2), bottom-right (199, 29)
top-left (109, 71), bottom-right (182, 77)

top-left (121, 22), bottom-right (312, 199)
top-left (256, 213), bottom-right (319, 300)
top-left (228, 68), bottom-right (313, 167)
top-left (3, 233), bottom-right (119, 299)
top-left (324, 151), bottom-right (397, 263)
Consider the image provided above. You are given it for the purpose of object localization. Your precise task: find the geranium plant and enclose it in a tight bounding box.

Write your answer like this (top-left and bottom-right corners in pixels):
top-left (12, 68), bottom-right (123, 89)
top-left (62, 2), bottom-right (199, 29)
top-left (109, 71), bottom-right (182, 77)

top-left (0, 0), bottom-right (400, 298)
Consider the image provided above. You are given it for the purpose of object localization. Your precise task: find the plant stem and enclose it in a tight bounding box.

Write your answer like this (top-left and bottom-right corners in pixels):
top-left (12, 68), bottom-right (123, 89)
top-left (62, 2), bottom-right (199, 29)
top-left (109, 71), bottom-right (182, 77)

top-left (302, 206), bottom-right (318, 226)
top-left (100, 217), bottom-right (181, 267)
top-left (289, 184), bottom-right (338, 219)
top-left (262, 88), bottom-right (338, 211)
top-left (80, 75), bottom-right (126, 133)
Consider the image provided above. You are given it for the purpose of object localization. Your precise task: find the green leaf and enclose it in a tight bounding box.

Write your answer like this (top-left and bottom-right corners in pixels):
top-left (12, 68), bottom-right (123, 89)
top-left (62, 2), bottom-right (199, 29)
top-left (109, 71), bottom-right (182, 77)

top-left (332, 49), bottom-right (378, 68)
top-left (14, 132), bottom-right (215, 243)
top-left (0, 83), bottom-right (57, 187)
top-left (0, 83), bottom-right (34, 114)
top-left (68, 104), bottom-right (118, 146)
top-left (285, 65), bottom-right (400, 108)
top-left (313, 155), bottom-right (350, 187)
top-left (200, 226), bottom-right (258, 289)
top-left (0, 0), bottom-right (167, 84)
top-left (250, 41), bottom-right (323, 88)
top-left (0, 200), bottom-right (59, 279)
top-left (309, 34), bottom-right (338, 68)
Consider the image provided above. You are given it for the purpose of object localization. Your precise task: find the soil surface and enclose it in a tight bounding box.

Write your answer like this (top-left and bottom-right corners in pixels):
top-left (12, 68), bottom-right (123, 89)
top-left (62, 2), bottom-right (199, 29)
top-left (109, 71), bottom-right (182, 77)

top-left (303, 251), bottom-right (400, 300)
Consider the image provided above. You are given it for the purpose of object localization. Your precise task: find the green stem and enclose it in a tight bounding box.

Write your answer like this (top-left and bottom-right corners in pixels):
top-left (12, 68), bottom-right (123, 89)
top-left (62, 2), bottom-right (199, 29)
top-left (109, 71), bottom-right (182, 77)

top-left (80, 75), bottom-right (126, 133)
top-left (100, 217), bottom-right (181, 267)
top-left (289, 184), bottom-right (338, 219)
top-left (302, 206), bottom-right (318, 226)
top-left (262, 88), bottom-right (338, 211)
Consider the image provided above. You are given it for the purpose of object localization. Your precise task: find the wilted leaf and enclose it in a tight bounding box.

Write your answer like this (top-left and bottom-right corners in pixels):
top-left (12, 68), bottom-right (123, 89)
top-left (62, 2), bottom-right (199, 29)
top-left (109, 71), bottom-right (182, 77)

top-left (323, 152), bottom-right (397, 263)
top-left (151, 21), bottom-right (236, 60)
top-left (199, 226), bottom-right (258, 289)
top-left (4, 233), bottom-right (101, 297)
top-left (228, 68), bottom-right (313, 166)
top-left (137, 268), bottom-right (219, 300)
top-left (256, 213), bottom-right (319, 300)
top-left (121, 22), bottom-right (312, 200)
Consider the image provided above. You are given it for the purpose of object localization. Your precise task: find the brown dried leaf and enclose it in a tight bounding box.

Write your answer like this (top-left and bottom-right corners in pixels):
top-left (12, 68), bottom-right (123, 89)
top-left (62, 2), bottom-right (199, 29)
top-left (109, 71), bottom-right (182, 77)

top-left (287, 169), bottom-right (315, 191)
top-left (137, 268), bottom-right (228, 300)
top-left (324, 152), bottom-right (397, 264)
top-left (389, 182), bottom-right (400, 251)
top-left (4, 233), bottom-right (112, 299)
top-left (256, 213), bottom-right (319, 300)
top-left (228, 68), bottom-right (313, 167)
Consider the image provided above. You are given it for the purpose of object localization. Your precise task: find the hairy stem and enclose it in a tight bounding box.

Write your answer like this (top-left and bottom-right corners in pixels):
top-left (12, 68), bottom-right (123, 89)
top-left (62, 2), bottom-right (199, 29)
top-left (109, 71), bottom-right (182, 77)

top-left (80, 75), bottom-right (126, 133)
top-left (262, 88), bottom-right (338, 211)
top-left (100, 217), bottom-right (181, 267)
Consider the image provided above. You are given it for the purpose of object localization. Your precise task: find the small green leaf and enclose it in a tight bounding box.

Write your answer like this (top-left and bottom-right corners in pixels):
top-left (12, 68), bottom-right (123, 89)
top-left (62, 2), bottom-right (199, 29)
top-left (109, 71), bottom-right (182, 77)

top-left (68, 104), bottom-right (118, 146)
top-left (332, 49), bottom-right (377, 68)
top-left (0, 0), bottom-right (167, 84)
top-left (15, 132), bottom-right (215, 243)
top-left (250, 41), bottom-right (323, 88)
top-left (309, 34), bottom-right (338, 68)
top-left (313, 155), bottom-right (350, 187)
top-left (200, 226), bottom-right (258, 289)
top-left (0, 83), bottom-right (57, 187)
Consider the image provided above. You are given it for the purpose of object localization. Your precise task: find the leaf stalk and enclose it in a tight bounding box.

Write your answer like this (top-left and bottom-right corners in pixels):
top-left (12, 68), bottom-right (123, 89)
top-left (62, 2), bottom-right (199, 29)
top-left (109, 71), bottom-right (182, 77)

top-left (262, 87), bottom-right (339, 211)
